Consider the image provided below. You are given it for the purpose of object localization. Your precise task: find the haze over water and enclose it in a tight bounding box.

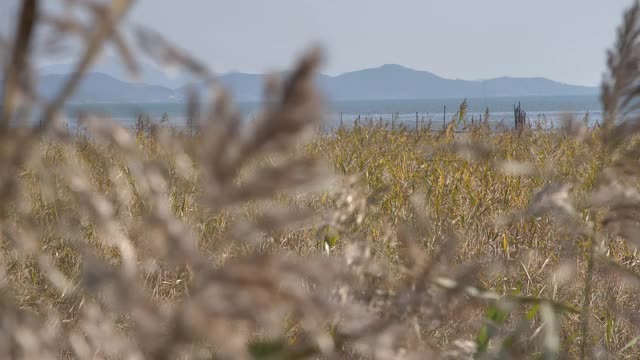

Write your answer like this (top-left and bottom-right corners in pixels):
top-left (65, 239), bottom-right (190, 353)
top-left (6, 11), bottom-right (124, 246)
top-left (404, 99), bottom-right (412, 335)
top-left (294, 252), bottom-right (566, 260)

top-left (63, 95), bottom-right (602, 130)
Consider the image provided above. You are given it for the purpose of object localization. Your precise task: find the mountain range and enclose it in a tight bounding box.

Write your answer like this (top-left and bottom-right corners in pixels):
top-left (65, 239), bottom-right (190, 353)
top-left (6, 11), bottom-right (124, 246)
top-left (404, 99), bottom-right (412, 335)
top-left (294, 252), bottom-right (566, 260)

top-left (36, 61), bottom-right (598, 103)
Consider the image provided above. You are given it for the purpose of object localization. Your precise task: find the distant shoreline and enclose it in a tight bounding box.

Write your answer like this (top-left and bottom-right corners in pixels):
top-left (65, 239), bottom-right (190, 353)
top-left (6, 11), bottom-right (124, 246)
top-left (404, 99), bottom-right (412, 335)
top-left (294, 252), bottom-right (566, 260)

top-left (59, 94), bottom-right (602, 129)
top-left (62, 94), bottom-right (601, 113)
top-left (55, 93), bottom-right (600, 106)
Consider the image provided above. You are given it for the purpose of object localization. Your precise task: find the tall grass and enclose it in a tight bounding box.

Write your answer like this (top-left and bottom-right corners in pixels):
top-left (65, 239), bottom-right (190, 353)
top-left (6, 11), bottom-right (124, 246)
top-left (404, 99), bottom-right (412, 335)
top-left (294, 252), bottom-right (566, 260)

top-left (3, 0), bottom-right (640, 358)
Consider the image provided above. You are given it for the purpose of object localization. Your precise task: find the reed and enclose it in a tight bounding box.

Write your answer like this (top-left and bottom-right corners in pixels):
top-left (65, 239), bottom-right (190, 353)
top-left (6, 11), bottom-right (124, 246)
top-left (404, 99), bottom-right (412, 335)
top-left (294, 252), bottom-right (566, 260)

top-left (2, 1), bottom-right (640, 359)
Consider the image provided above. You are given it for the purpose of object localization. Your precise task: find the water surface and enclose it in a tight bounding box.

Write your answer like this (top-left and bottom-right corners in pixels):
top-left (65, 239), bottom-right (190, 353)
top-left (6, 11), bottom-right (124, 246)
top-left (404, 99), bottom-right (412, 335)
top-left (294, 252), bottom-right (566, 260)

top-left (62, 95), bottom-right (602, 129)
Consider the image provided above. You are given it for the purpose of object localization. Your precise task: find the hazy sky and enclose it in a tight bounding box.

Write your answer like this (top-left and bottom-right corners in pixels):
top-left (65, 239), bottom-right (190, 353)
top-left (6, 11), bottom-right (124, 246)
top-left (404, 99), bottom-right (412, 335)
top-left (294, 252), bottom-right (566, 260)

top-left (3, 1), bottom-right (634, 86)
top-left (128, 0), bottom-right (633, 86)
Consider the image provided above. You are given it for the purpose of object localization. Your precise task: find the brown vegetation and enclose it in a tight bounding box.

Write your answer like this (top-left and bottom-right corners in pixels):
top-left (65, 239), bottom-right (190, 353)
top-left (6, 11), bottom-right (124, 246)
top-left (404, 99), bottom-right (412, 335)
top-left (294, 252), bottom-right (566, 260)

top-left (3, 1), bottom-right (640, 358)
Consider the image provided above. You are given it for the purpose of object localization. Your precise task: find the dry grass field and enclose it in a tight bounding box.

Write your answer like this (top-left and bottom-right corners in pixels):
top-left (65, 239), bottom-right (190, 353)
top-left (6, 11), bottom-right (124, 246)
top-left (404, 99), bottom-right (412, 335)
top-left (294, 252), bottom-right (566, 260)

top-left (4, 0), bottom-right (640, 359)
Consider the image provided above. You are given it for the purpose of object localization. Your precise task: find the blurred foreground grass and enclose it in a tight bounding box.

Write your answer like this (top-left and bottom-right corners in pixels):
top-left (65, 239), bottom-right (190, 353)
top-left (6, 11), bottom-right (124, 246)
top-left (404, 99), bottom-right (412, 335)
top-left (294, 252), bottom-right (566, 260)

top-left (11, 121), bottom-right (640, 358)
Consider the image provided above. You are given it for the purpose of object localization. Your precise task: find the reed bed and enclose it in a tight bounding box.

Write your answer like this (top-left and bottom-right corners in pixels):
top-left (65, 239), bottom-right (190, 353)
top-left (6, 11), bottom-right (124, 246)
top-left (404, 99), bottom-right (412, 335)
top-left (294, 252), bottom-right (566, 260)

top-left (3, 0), bottom-right (640, 358)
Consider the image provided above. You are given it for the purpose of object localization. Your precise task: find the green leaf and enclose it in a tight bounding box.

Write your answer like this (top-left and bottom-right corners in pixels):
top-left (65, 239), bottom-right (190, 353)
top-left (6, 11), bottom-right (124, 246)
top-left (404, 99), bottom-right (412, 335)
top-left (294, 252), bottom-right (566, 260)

top-left (526, 303), bottom-right (540, 321)
top-left (475, 304), bottom-right (511, 357)
top-left (322, 226), bottom-right (339, 249)
top-left (248, 339), bottom-right (286, 359)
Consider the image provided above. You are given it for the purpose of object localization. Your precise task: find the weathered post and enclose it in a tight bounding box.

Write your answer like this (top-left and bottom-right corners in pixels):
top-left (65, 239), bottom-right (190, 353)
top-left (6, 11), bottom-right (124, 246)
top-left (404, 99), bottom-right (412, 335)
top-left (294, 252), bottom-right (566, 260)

top-left (514, 102), bottom-right (526, 130)
top-left (443, 105), bottom-right (447, 129)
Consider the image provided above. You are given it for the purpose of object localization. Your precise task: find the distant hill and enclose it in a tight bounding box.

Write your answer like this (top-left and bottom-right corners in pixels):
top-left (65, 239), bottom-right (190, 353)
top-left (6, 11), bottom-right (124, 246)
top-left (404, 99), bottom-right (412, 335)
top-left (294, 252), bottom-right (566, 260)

top-left (33, 63), bottom-right (598, 103)
top-left (39, 57), bottom-right (193, 88)
top-left (38, 73), bottom-right (180, 103)
top-left (317, 64), bottom-right (597, 100)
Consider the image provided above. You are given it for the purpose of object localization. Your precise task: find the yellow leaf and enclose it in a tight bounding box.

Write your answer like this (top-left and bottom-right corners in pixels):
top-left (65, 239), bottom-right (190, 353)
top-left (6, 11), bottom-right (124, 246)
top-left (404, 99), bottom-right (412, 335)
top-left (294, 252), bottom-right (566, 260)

top-left (503, 232), bottom-right (509, 256)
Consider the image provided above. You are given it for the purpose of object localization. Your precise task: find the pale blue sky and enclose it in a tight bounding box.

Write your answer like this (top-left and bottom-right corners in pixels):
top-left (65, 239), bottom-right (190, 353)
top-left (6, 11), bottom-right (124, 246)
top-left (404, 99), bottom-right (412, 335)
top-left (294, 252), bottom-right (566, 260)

top-left (2, 0), bottom-right (634, 86)
top-left (128, 0), bottom-right (632, 86)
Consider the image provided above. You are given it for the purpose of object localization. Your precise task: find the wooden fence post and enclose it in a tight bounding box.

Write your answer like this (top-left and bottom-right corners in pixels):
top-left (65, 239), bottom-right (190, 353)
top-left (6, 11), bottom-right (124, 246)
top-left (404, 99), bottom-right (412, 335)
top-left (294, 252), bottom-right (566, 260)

top-left (514, 102), bottom-right (526, 130)
top-left (443, 105), bottom-right (447, 129)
